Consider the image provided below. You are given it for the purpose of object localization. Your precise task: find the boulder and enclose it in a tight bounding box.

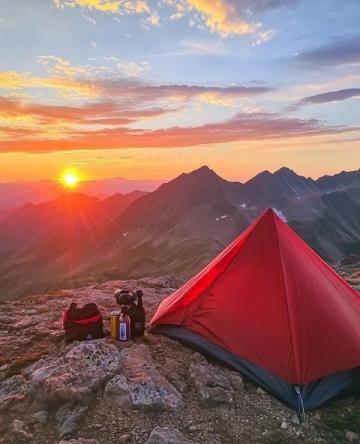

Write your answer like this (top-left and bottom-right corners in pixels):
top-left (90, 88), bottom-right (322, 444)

top-left (146, 426), bottom-right (193, 444)
top-left (23, 339), bottom-right (122, 437)
top-left (105, 344), bottom-right (182, 410)
top-left (26, 339), bottom-right (122, 405)
top-left (188, 362), bottom-right (233, 407)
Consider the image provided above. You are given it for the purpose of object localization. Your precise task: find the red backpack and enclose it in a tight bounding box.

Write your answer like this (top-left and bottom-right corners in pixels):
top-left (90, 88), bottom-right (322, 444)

top-left (63, 302), bottom-right (104, 342)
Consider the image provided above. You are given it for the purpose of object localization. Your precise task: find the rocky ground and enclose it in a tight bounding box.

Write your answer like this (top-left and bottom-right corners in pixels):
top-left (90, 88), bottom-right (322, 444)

top-left (0, 267), bottom-right (359, 444)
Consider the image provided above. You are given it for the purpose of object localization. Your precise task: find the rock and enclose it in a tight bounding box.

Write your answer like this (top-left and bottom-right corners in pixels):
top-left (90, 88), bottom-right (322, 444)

top-left (188, 425), bottom-right (201, 432)
top-left (32, 409), bottom-right (49, 424)
top-left (345, 431), bottom-right (360, 443)
top-left (139, 276), bottom-right (184, 289)
top-left (58, 439), bottom-right (99, 444)
top-left (13, 316), bottom-right (38, 329)
top-left (50, 330), bottom-right (65, 339)
top-left (11, 419), bottom-right (34, 440)
top-left (280, 421), bottom-right (288, 429)
top-left (313, 410), bottom-right (321, 420)
top-left (26, 339), bottom-right (122, 404)
top-left (0, 374), bottom-right (28, 411)
top-left (56, 402), bottom-right (89, 438)
top-left (339, 255), bottom-right (360, 266)
top-left (88, 423), bottom-right (103, 430)
top-left (163, 358), bottom-right (187, 393)
top-left (103, 375), bottom-right (131, 406)
top-left (105, 344), bottom-right (182, 410)
top-left (256, 387), bottom-right (267, 395)
top-left (290, 413), bottom-right (301, 425)
top-left (146, 426), bottom-right (193, 444)
top-left (22, 340), bottom-right (120, 437)
top-left (119, 433), bottom-right (131, 443)
top-left (188, 362), bottom-right (233, 407)
top-left (228, 372), bottom-right (244, 391)
top-left (190, 352), bottom-right (207, 364)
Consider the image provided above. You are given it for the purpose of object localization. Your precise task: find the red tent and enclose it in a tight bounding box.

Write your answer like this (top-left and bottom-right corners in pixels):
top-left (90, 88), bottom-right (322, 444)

top-left (150, 208), bottom-right (360, 410)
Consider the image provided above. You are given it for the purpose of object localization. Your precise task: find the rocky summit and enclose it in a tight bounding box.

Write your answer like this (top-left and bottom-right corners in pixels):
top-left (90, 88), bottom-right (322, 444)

top-left (0, 267), bottom-right (359, 444)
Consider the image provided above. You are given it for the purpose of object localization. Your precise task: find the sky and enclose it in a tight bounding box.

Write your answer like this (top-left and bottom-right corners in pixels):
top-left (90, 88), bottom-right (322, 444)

top-left (0, 0), bottom-right (359, 182)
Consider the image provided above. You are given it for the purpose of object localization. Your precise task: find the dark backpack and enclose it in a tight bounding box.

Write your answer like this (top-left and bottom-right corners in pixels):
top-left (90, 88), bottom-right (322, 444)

top-left (63, 302), bottom-right (104, 342)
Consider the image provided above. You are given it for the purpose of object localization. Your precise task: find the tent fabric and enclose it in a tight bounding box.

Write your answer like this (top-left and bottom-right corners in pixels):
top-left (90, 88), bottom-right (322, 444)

top-left (152, 325), bottom-right (360, 410)
top-left (150, 208), bottom-right (360, 406)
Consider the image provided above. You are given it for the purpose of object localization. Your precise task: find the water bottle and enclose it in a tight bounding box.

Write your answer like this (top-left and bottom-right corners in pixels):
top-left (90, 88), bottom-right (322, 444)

top-left (119, 308), bottom-right (131, 342)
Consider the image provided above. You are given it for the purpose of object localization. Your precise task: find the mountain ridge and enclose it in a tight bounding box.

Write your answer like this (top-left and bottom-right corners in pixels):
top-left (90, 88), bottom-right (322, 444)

top-left (0, 166), bottom-right (359, 300)
top-left (1, 167), bottom-right (359, 210)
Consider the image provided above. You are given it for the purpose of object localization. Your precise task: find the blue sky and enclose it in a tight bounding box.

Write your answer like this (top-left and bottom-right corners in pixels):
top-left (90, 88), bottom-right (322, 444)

top-left (0, 0), bottom-right (359, 181)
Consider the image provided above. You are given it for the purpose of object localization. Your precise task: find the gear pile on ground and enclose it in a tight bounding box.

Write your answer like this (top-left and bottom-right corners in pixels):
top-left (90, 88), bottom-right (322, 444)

top-left (0, 269), bottom-right (359, 444)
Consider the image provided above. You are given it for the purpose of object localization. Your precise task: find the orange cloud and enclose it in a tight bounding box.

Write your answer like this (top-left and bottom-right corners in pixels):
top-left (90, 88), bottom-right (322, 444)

top-left (53, 0), bottom-right (153, 18)
top-left (0, 71), bottom-right (98, 97)
top-left (0, 70), bottom-right (273, 103)
top-left (187, 0), bottom-right (257, 37)
top-left (38, 55), bottom-right (88, 77)
top-left (0, 103), bottom-right (348, 153)
top-left (146, 11), bottom-right (160, 26)
top-left (54, 0), bottom-right (121, 13)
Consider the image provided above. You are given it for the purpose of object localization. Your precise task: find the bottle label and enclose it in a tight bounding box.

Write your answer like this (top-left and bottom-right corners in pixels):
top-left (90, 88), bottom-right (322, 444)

top-left (135, 322), bottom-right (143, 333)
top-left (119, 322), bottom-right (127, 341)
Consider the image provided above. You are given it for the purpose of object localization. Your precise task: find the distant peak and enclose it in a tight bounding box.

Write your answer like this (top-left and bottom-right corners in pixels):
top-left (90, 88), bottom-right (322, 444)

top-left (256, 170), bottom-right (273, 177)
top-left (192, 165), bottom-right (213, 174)
top-left (182, 165), bottom-right (221, 180)
top-left (245, 170), bottom-right (273, 185)
top-left (274, 167), bottom-right (298, 176)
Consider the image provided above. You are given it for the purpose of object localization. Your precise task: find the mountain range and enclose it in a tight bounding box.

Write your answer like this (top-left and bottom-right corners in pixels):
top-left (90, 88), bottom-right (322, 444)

top-left (0, 166), bottom-right (359, 300)
top-left (0, 177), bottom-right (162, 209)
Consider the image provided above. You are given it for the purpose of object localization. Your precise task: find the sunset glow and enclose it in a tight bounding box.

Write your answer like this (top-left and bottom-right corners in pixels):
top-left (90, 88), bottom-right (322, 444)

top-left (61, 170), bottom-right (80, 189)
top-left (0, 1), bottom-right (358, 181)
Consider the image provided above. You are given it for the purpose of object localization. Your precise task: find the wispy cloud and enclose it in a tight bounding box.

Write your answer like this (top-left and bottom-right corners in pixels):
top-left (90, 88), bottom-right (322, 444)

top-left (38, 55), bottom-right (88, 77)
top-left (53, 0), bottom-right (160, 27)
top-left (290, 88), bottom-right (360, 110)
top-left (179, 39), bottom-right (226, 55)
top-left (163, 0), bottom-right (296, 37)
top-left (0, 71), bottom-right (98, 97)
top-left (83, 15), bottom-right (97, 24)
top-left (0, 94), bottom-right (350, 153)
top-left (183, 0), bottom-right (258, 37)
top-left (146, 11), bottom-right (160, 26)
top-left (53, 0), bottom-right (297, 37)
top-left (0, 67), bottom-right (273, 102)
top-left (252, 30), bottom-right (274, 47)
top-left (0, 16), bottom-right (15, 27)
top-left (38, 55), bottom-right (151, 79)
top-left (53, 0), bottom-right (122, 13)
top-left (117, 61), bottom-right (151, 77)
top-left (0, 95), bottom-right (177, 124)
top-left (296, 35), bottom-right (360, 67)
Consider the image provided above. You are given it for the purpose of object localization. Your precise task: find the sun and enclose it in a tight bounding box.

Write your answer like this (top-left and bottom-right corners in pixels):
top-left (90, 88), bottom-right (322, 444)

top-left (61, 169), bottom-right (80, 189)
